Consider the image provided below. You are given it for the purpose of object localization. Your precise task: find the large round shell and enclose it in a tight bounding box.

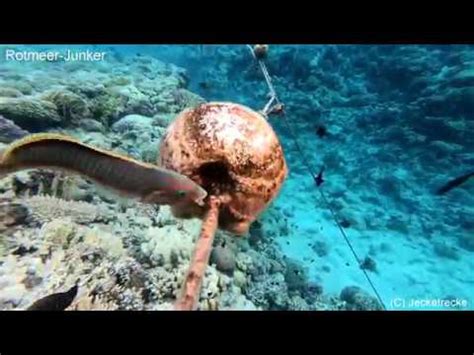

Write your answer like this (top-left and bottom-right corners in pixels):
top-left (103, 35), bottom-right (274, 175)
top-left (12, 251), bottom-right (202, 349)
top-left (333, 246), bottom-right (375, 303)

top-left (159, 102), bottom-right (288, 234)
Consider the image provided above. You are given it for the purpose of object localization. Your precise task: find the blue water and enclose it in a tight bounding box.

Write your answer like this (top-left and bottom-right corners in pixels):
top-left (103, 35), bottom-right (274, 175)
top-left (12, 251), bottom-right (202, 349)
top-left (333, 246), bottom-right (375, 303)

top-left (0, 44), bottom-right (472, 310)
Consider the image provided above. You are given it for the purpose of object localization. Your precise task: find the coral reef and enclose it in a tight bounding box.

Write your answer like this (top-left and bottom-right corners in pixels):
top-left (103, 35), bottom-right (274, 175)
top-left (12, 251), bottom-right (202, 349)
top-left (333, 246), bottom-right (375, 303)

top-left (0, 87), bottom-right (24, 98)
top-left (0, 44), bottom-right (472, 310)
top-left (340, 286), bottom-right (383, 310)
top-left (189, 44), bottom-right (473, 309)
top-left (22, 195), bottom-right (111, 224)
top-left (40, 89), bottom-right (91, 125)
top-left (139, 223), bottom-right (197, 268)
top-left (0, 97), bottom-right (62, 129)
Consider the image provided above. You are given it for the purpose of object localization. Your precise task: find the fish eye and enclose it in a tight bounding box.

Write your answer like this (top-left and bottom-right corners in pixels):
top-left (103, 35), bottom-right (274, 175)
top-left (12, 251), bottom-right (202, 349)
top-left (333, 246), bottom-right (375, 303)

top-left (176, 190), bottom-right (187, 198)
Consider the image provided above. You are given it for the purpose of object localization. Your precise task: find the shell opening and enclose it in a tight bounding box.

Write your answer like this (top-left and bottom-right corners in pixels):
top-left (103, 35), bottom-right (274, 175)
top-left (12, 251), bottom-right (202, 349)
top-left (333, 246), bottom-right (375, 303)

top-left (196, 161), bottom-right (235, 196)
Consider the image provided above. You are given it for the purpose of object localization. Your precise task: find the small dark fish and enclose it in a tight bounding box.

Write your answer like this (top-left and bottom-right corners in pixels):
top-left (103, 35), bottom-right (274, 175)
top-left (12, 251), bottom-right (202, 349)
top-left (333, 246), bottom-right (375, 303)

top-left (340, 219), bottom-right (351, 228)
top-left (436, 171), bottom-right (474, 195)
top-left (314, 166), bottom-right (325, 187)
top-left (315, 125), bottom-right (328, 138)
top-left (27, 284), bottom-right (78, 311)
top-left (360, 256), bottom-right (377, 273)
top-left (198, 81), bottom-right (212, 90)
top-left (12, 245), bottom-right (37, 256)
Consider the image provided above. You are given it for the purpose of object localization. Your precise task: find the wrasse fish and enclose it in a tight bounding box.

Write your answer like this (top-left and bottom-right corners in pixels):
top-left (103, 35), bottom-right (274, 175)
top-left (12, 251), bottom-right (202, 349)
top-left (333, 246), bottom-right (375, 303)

top-left (27, 284), bottom-right (78, 311)
top-left (0, 133), bottom-right (207, 206)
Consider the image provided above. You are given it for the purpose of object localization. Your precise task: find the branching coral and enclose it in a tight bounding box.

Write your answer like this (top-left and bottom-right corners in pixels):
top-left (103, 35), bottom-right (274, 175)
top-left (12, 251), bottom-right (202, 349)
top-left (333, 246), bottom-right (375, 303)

top-left (245, 272), bottom-right (289, 309)
top-left (1, 219), bottom-right (139, 310)
top-left (146, 266), bottom-right (185, 301)
top-left (2, 169), bottom-right (93, 203)
top-left (69, 293), bottom-right (118, 310)
top-left (40, 90), bottom-right (91, 124)
top-left (22, 195), bottom-right (111, 224)
top-left (89, 90), bottom-right (126, 125)
top-left (83, 227), bottom-right (126, 259)
top-left (140, 223), bottom-right (197, 268)
top-left (0, 255), bottom-right (29, 309)
top-left (39, 218), bottom-right (77, 251)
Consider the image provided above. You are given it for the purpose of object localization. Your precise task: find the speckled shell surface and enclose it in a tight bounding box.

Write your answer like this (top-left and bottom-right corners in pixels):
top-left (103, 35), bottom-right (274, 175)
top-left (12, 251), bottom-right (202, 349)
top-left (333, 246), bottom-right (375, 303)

top-left (159, 102), bottom-right (288, 234)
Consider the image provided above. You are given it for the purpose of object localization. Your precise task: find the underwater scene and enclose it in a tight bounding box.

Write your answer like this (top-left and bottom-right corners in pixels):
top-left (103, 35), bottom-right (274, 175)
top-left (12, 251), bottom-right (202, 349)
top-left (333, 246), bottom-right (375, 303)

top-left (0, 44), bottom-right (472, 311)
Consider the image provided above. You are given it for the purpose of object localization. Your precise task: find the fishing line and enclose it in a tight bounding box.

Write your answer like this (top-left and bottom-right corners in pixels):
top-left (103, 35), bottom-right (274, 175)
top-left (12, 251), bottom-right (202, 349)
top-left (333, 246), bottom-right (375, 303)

top-left (247, 45), bottom-right (387, 310)
top-left (281, 111), bottom-right (387, 310)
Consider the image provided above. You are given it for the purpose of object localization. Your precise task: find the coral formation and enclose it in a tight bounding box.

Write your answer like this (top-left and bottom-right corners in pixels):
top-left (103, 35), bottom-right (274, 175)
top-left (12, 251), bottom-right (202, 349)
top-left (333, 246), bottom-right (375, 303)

top-left (0, 97), bottom-right (62, 129)
top-left (0, 44), bottom-right (472, 310)
top-left (0, 87), bottom-right (23, 98)
top-left (340, 286), bottom-right (383, 310)
top-left (140, 223), bottom-right (197, 268)
top-left (40, 89), bottom-right (91, 124)
top-left (22, 195), bottom-right (111, 224)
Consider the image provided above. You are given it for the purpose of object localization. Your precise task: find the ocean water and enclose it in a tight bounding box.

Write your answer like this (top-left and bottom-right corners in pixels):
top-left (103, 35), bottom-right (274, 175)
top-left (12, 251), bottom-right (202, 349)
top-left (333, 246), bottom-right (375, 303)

top-left (0, 44), bottom-right (472, 310)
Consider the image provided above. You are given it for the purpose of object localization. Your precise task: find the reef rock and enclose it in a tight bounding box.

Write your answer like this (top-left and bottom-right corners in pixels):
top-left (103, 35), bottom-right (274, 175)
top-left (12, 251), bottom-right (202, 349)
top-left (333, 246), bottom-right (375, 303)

top-left (340, 286), bottom-right (383, 310)
top-left (0, 87), bottom-right (23, 98)
top-left (111, 114), bottom-right (153, 133)
top-left (245, 272), bottom-right (289, 310)
top-left (0, 97), bottom-right (61, 129)
top-left (284, 259), bottom-right (309, 293)
top-left (76, 118), bottom-right (105, 132)
top-left (210, 246), bottom-right (236, 275)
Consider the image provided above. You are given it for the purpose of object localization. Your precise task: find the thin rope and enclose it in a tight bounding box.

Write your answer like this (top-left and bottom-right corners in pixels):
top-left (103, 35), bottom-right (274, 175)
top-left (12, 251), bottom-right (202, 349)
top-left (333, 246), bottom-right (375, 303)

top-left (281, 113), bottom-right (387, 310)
top-left (247, 45), bottom-right (281, 116)
top-left (247, 45), bottom-right (387, 310)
